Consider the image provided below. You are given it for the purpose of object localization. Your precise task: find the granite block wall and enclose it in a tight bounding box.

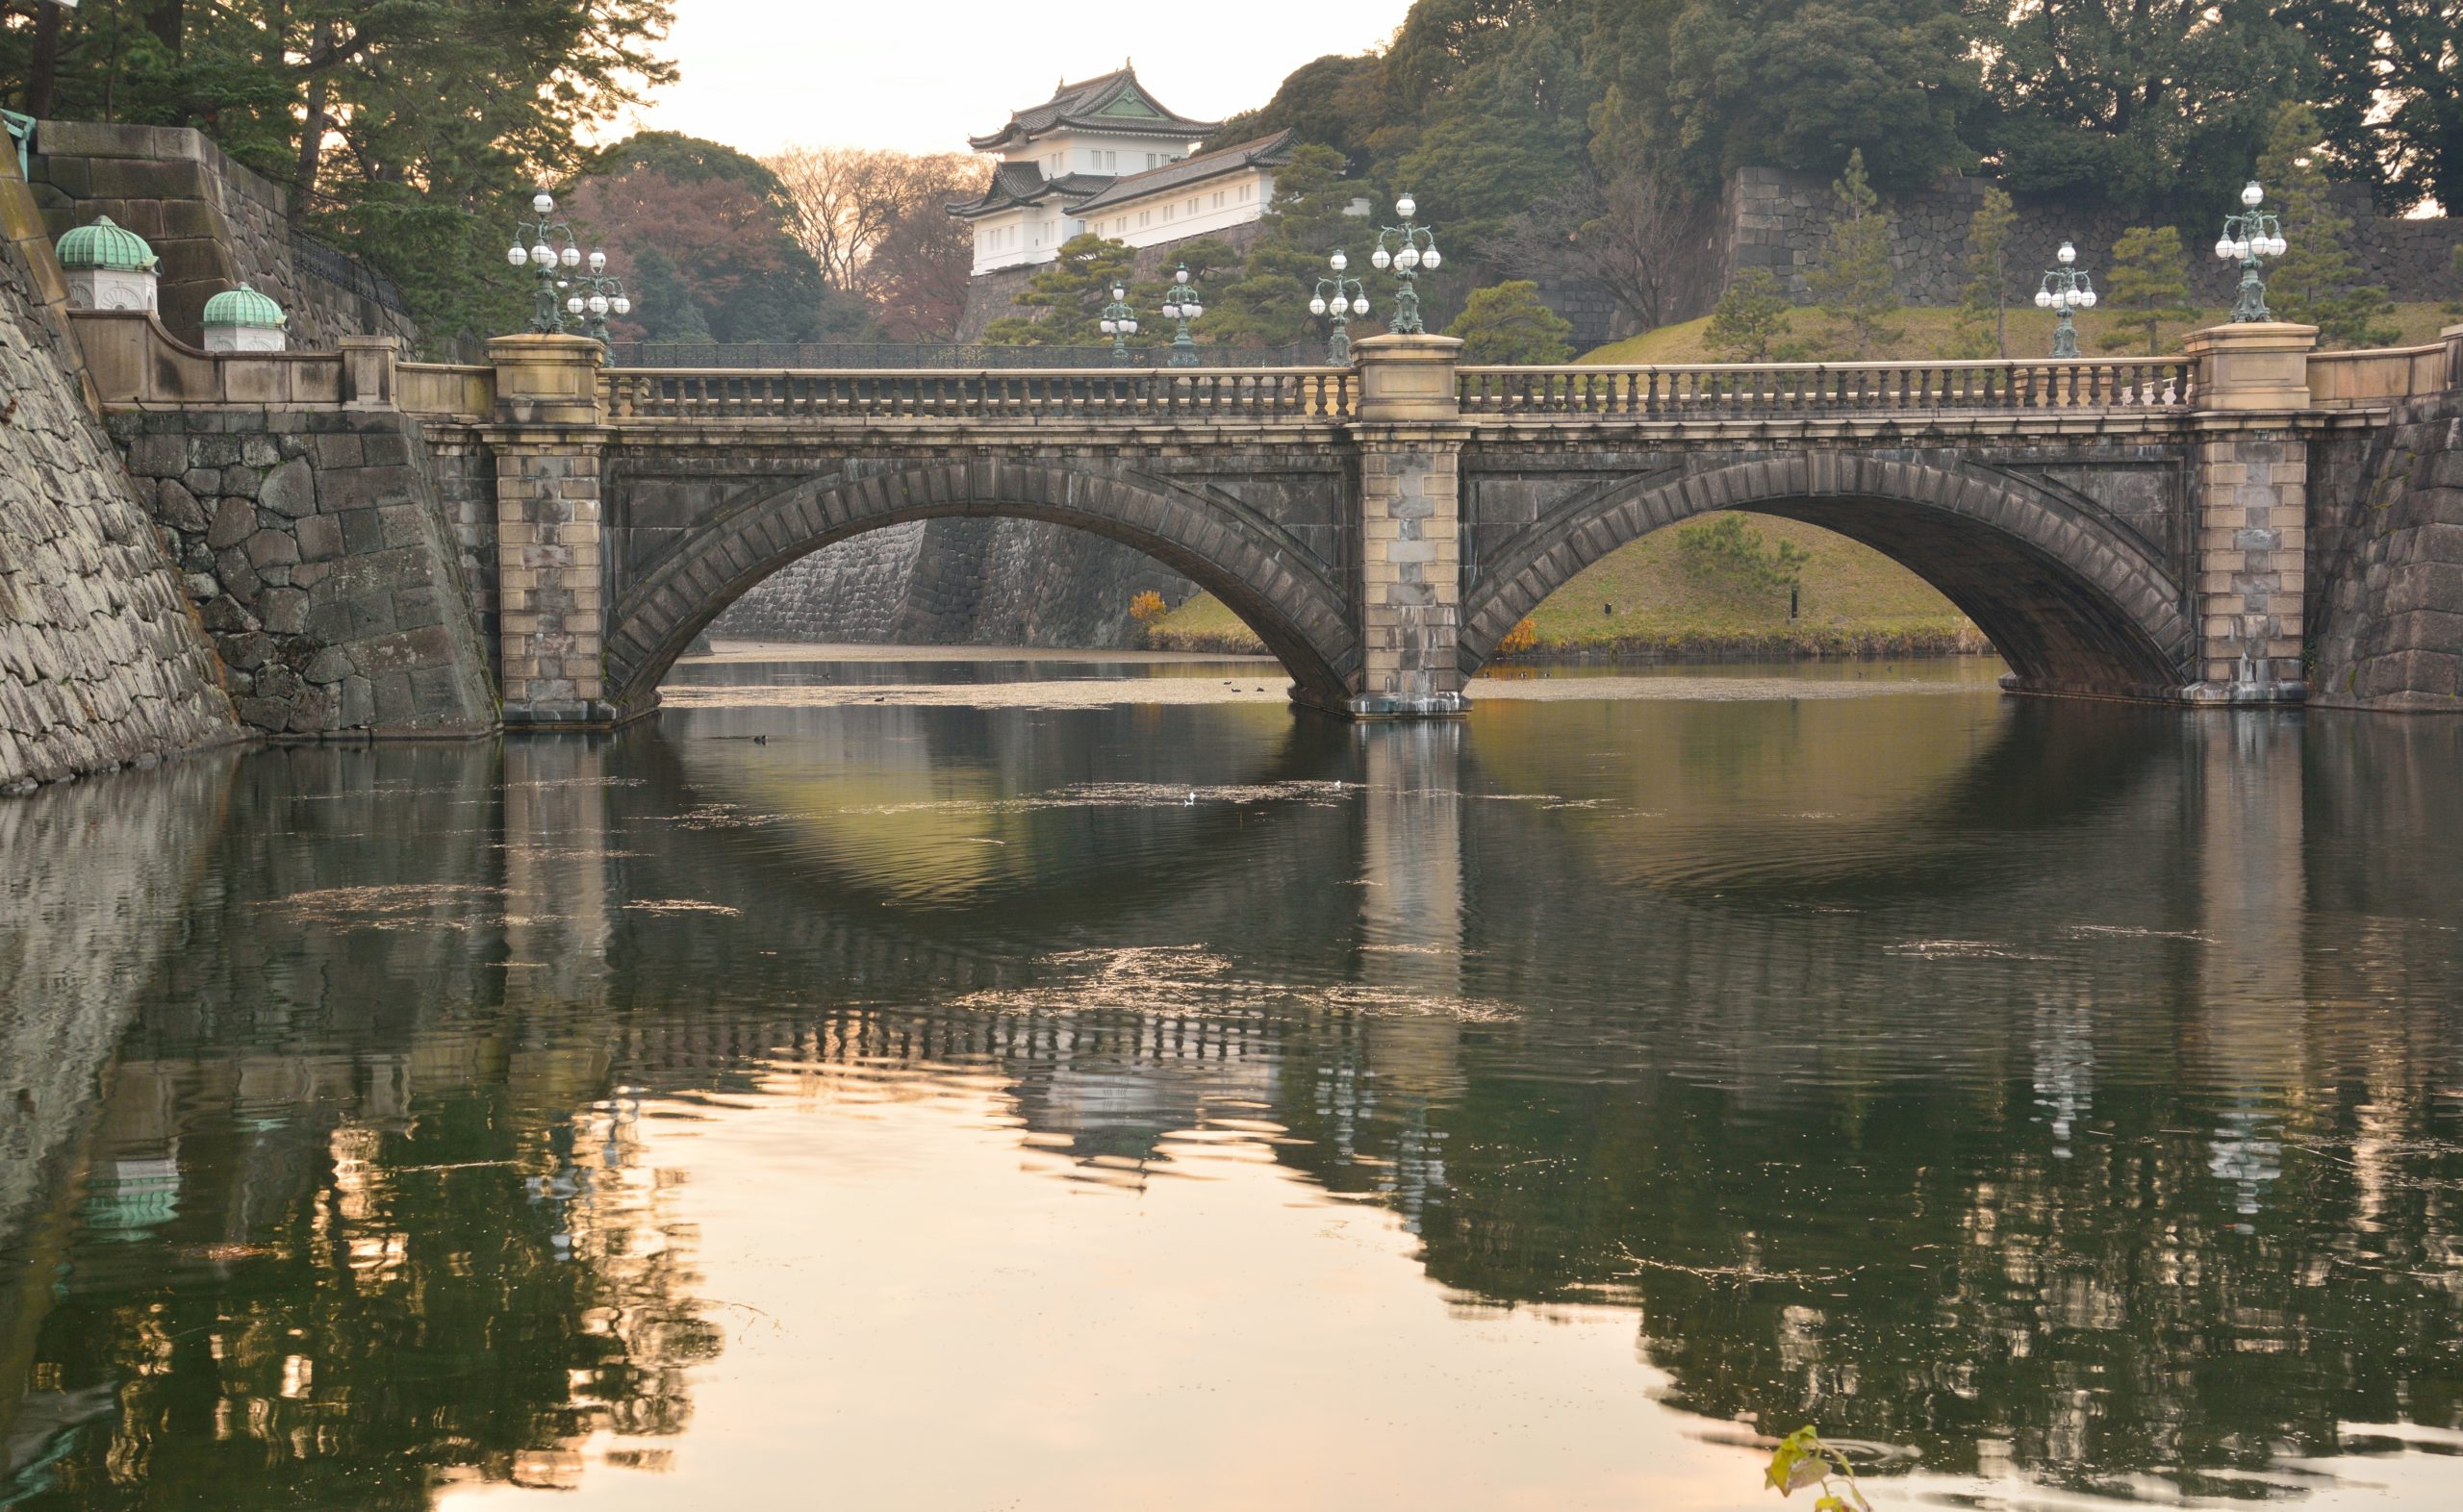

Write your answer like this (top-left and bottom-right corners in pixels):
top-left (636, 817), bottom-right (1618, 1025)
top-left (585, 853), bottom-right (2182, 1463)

top-left (2311, 391), bottom-right (2463, 709)
top-left (711, 517), bottom-right (1196, 648)
top-left (26, 120), bottom-right (420, 354)
top-left (1, 155), bottom-right (238, 791)
top-left (107, 410), bottom-right (498, 737)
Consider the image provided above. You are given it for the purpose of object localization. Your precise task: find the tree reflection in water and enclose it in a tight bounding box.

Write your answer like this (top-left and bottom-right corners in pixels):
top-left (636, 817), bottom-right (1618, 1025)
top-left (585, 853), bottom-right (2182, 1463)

top-left (1, 693), bottom-right (2458, 1507)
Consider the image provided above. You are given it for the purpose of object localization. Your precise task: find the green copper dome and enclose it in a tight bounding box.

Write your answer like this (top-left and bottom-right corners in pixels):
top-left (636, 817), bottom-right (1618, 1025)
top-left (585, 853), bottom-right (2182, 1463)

top-left (55, 215), bottom-right (158, 273)
top-left (202, 284), bottom-right (287, 329)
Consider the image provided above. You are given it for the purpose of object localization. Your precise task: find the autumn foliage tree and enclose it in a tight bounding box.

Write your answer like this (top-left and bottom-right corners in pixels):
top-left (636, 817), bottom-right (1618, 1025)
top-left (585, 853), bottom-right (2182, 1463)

top-left (568, 135), bottom-right (866, 346)
top-left (768, 146), bottom-right (990, 336)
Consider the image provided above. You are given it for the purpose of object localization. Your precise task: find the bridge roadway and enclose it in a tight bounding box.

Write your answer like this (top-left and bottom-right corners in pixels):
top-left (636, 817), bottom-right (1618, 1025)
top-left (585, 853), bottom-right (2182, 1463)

top-left (77, 315), bottom-right (2460, 725)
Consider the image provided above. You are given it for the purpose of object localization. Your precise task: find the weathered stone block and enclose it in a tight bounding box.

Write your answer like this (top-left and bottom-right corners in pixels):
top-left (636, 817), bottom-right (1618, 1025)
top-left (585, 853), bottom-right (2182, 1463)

top-left (205, 495), bottom-right (256, 550)
top-left (259, 457), bottom-right (316, 518)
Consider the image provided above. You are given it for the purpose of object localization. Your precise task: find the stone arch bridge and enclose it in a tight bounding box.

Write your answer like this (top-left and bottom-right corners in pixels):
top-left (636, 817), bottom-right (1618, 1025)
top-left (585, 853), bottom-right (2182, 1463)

top-left (77, 315), bottom-right (2462, 726)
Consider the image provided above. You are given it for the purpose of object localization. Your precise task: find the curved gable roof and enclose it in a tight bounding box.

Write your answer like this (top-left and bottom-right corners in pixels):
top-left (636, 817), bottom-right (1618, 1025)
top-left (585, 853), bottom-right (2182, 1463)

top-left (970, 66), bottom-right (1219, 153)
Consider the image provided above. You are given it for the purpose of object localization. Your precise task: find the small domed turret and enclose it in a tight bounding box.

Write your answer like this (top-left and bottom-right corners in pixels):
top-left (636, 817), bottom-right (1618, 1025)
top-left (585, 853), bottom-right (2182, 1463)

top-left (201, 284), bottom-right (288, 353)
top-left (55, 216), bottom-right (161, 314)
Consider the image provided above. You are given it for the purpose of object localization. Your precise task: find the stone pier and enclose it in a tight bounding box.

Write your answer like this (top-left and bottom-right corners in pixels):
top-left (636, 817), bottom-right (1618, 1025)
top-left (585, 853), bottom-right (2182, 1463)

top-left (2184, 323), bottom-right (2318, 703)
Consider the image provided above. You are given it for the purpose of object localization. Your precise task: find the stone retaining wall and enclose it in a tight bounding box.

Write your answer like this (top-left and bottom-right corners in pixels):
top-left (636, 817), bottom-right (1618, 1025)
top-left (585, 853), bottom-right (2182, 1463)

top-left (108, 410), bottom-right (497, 737)
top-left (1, 156), bottom-right (237, 791)
top-left (2311, 391), bottom-right (2463, 709)
top-left (25, 120), bottom-right (420, 353)
top-left (713, 517), bottom-right (1196, 647)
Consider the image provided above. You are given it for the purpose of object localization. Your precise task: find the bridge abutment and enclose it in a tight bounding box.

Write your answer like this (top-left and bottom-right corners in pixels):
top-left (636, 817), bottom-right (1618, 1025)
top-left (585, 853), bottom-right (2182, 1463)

top-left (2184, 324), bottom-right (2318, 704)
top-left (486, 337), bottom-right (616, 726)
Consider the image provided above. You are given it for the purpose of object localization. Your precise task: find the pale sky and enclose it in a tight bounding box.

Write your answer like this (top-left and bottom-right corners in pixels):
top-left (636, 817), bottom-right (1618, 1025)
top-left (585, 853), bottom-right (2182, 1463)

top-left (622, 0), bottom-right (1417, 157)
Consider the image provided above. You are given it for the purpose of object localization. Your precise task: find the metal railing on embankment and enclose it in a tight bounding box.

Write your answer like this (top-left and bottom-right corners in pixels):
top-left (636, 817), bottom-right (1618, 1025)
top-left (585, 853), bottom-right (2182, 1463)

top-left (1457, 359), bottom-right (2196, 417)
top-left (600, 367), bottom-right (1358, 422)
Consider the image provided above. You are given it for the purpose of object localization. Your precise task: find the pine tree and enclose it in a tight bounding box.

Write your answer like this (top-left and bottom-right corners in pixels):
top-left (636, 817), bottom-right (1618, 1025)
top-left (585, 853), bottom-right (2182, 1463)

top-left (1704, 269), bottom-right (1794, 362)
top-left (1202, 146), bottom-right (1372, 350)
top-left (1950, 188), bottom-right (2016, 359)
top-left (983, 235), bottom-right (1140, 347)
top-left (2099, 226), bottom-right (2198, 355)
top-left (1444, 282), bottom-right (1574, 364)
top-left (1809, 150), bottom-right (1904, 359)
top-left (2258, 104), bottom-right (2399, 348)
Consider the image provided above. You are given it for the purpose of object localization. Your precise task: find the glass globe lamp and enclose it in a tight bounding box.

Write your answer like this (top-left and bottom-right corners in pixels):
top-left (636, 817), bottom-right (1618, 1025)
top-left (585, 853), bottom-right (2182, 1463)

top-left (1396, 194), bottom-right (1416, 219)
top-left (612, 296), bottom-right (631, 315)
top-left (2243, 181), bottom-right (2265, 208)
top-left (507, 244), bottom-right (529, 266)
top-left (1309, 296), bottom-right (1329, 315)
top-left (1330, 250), bottom-right (1347, 272)
top-left (533, 190), bottom-right (554, 215)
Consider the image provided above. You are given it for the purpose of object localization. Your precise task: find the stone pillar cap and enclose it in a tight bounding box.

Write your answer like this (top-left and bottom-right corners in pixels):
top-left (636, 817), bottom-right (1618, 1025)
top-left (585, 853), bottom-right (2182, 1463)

top-left (2182, 321), bottom-right (2319, 353)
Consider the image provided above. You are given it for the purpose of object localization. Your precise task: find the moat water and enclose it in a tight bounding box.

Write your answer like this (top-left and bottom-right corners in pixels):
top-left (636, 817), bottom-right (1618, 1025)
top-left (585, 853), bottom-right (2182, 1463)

top-left (4, 651), bottom-right (2461, 1510)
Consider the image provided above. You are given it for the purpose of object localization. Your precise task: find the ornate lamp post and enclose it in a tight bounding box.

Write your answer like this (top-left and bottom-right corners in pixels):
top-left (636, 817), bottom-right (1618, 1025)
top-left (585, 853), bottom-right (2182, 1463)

top-left (1160, 265), bottom-right (1204, 367)
top-left (1309, 249), bottom-right (1370, 365)
top-left (1369, 193), bottom-right (1441, 336)
top-left (2215, 180), bottom-right (2287, 323)
top-left (564, 247), bottom-right (634, 352)
top-left (1099, 282), bottom-right (1139, 365)
top-left (505, 189), bottom-right (584, 335)
top-left (2034, 240), bottom-right (2097, 359)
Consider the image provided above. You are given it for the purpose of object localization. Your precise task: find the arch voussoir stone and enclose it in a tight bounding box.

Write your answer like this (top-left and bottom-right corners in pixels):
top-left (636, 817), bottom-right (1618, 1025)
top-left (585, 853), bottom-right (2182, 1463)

top-left (606, 460), bottom-right (1358, 713)
top-left (1460, 448), bottom-right (2194, 698)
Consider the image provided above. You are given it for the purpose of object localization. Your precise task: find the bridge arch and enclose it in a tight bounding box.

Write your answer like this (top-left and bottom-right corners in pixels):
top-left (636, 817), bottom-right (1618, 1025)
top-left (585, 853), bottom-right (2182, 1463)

top-left (605, 461), bottom-right (1358, 710)
top-left (1460, 451), bottom-right (2194, 698)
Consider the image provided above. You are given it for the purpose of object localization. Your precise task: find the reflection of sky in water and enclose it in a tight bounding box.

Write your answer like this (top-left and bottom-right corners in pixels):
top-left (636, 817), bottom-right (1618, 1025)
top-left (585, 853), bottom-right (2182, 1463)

top-left (5, 665), bottom-right (2463, 1510)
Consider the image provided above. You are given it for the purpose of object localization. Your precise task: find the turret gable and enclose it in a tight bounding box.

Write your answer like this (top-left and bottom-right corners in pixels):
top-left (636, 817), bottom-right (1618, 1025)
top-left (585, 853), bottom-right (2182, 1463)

top-left (968, 66), bottom-right (1219, 155)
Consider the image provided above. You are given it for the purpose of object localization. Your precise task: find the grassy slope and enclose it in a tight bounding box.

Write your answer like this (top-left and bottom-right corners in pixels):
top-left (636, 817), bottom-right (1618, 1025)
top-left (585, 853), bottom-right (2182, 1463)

top-left (1583, 302), bottom-right (2459, 365)
top-left (1148, 514), bottom-right (1977, 658)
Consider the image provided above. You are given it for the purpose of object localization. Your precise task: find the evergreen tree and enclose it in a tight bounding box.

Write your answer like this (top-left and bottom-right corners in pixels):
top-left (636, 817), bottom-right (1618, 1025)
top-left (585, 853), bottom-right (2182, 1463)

top-left (1201, 147), bottom-right (1369, 348)
top-left (2258, 103), bottom-right (2398, 348)
top-left (1950, 188), bottom-right (2017, 360)
top-left (0, 0), bottom-right (677, 352)
top-left (1809, 150), bottom-right (1903, 359)
top-left (1444, 281), bottom-right (1574, 363)
top-left (1703, 269), bottom-right (1794, 362)
top-left (1589, 0), bottom-right (1977, 193)
top-left (1976, 0), bottom-right (2306, 212)
top-left (2098, 226), bottom-right (2198, 355)
top-left (2292, 0), bottom-right (2463, 214)
top-left (983, 235), bottom-right (1140, 347)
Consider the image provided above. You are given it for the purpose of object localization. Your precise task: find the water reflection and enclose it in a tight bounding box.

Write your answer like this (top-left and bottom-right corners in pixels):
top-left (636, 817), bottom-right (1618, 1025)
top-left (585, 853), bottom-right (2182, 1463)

top-left (3, 681), bottom-right (2461, 1509)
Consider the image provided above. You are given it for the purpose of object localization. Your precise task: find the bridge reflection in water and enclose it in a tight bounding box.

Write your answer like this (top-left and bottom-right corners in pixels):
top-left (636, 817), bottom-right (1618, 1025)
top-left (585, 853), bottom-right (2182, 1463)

top-left (3, 688), bottom-right (2461, 1508)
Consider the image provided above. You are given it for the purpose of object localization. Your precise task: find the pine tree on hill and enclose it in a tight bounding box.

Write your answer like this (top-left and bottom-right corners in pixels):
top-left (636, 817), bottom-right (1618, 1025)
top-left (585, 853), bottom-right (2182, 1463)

top-left (1704, 269), bottom-right (1795, 362)
top-left (983, 236), bottom-right (1140, 347)
top-left (2258, 104), bottom-right (2399, 348)
top-left (2100, 226), bottom-right (2197, 356)
top-left (1809, 150), bottom-right (1904, 360)
top-left (1950, 188), bottom-right (2017, 359)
